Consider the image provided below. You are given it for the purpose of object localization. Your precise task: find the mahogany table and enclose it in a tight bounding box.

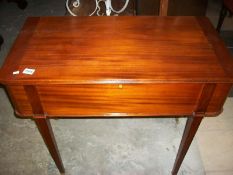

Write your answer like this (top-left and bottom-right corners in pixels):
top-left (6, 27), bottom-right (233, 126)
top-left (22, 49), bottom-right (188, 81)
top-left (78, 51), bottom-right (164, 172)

top-left (0, 16), bottom-right (233, 175)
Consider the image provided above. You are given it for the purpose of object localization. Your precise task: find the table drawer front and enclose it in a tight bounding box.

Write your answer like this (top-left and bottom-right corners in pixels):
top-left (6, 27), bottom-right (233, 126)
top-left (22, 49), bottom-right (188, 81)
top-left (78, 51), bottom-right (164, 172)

top-left (35, 84), bottom-right (202, 117)
top-left (7, 85), bottom-right (33, 115)
top-left (207, 83), bottom-right (232, 115)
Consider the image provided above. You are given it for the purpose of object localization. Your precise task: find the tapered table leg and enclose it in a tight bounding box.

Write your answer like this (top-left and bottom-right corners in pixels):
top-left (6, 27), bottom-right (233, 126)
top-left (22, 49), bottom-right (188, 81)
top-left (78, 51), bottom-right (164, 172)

top-left (34, 116), bottom-right (65, 174)
top-left (171, 117), bottom-right (203, 175)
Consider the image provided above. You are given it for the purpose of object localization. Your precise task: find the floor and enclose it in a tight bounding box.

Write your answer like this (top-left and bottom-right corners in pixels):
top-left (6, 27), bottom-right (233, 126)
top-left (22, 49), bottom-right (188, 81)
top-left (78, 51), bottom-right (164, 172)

top-left (196, 2), bottom-right (233, 175)
top-left (197, 99), bottom-right (233, 175)
top-left (0, 0), bottom-right (233, 175)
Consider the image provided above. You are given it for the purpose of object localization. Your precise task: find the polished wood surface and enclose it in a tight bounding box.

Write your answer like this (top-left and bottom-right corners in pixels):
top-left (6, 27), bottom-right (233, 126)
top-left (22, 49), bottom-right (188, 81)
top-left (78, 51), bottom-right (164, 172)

top-left (5, 83), bottom-right (231, 117)
top-left (172, 117), bottom-right (203, 175)
top-left (0, 16), bottom-right (233, 174)
top-left (0, 16), bottom-right (232, 118)
top-left (34, 116), bottom-right (65, 173)
top-left (0, 16), bottom-right (233, 84)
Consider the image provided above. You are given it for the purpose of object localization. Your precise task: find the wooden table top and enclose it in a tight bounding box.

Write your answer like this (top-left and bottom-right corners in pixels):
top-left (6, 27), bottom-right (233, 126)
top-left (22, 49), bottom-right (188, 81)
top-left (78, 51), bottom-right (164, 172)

top-left (0, 16), bottom-right (233, 85)
top-left (0, 18), bottom-right (231, 175)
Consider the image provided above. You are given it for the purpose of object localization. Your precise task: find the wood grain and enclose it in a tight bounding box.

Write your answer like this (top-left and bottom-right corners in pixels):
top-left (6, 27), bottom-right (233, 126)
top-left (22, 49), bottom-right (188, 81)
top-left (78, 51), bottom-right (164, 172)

top-left (5, 83), bottom-right (231, 117)
top-left (197, 17), bottom-right (233, 79)
top-left (24, 85), bottom-right (44, 115)
top-left (0, 16), bottom-right (232, 175)
top-left (0, 17), bottom-right (39, 81)
top-left (0, 16), bottom-right (232, 85)
top-left (172, 117), bottom-right (203, 175)
top-left (0, 16), bottom-right (232, 118)
top-left (34, 116), bottom-right (65, 173)
top-left (37, 84), bottom-right (202, 117)
top-left (159, 0), bottom-right (168, 16)
top-left (6, 85), bottom-right (33, 115)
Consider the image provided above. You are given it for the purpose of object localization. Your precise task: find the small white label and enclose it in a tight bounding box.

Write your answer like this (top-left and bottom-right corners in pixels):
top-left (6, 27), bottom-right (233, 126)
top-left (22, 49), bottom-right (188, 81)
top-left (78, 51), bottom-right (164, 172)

top-left (23, 68), bottom-right (35, 75)
top-left (13, 71), bottom-right (20, 75)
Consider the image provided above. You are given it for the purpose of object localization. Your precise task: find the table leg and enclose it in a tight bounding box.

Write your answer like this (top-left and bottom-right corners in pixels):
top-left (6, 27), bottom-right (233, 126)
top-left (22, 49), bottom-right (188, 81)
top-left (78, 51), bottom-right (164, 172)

top-left (34, 116), bottom-right (65, 174)
top-left (216, 4), bottom-right (227, 32)
top-left (171, 117), bottom-right (203, 175)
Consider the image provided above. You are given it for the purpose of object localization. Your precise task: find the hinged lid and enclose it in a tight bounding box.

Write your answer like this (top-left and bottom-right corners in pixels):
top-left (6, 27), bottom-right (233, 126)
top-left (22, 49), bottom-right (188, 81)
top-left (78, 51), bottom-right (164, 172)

top-left (0, 16), bottom-right (233, 85)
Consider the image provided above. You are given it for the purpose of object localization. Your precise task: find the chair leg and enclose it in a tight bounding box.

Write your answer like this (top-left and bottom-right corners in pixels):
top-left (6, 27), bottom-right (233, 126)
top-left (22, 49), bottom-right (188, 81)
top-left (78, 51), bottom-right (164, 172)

top-left (0, 35), bottom-right (3, 50)
top-left (135, 0), bottom-right (139, 15)
top-left (216, 4), bottom-right (228, 32)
